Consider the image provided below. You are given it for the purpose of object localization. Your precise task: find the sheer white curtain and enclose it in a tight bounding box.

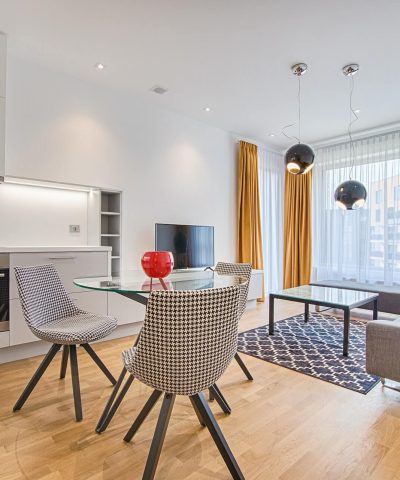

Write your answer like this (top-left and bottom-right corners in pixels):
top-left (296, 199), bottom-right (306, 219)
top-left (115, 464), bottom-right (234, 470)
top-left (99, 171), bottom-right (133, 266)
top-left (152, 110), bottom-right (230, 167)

top-left (258, 147), bottom-right (284, 292)
top-left (313, 130), bottom-right (400, 286)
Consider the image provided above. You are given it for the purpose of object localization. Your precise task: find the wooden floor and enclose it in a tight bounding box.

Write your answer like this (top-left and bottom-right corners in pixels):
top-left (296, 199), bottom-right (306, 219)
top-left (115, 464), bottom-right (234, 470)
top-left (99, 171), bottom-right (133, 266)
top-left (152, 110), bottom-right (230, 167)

top-left (1, 300), bottom-right (400, 480)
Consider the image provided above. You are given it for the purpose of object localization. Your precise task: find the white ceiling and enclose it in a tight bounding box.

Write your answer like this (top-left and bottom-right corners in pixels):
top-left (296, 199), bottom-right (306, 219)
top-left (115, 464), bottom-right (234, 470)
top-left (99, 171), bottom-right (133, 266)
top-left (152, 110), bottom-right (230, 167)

top-left (1, 0), bottom-right (400, 149)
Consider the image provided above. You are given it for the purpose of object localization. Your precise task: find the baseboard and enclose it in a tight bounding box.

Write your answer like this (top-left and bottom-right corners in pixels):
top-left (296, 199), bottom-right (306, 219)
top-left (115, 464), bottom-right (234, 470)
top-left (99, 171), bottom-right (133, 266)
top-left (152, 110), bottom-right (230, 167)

top-left (0, 322), bottom-right (143, 365)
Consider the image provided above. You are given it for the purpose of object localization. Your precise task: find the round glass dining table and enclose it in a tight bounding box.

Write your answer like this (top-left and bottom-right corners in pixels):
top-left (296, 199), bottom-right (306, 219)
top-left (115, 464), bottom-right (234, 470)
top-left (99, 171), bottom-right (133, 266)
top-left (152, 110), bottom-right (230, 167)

top-left (74, 269), bottom-right (245, 305)
top-left (73, 269), bottom-right (246, 433)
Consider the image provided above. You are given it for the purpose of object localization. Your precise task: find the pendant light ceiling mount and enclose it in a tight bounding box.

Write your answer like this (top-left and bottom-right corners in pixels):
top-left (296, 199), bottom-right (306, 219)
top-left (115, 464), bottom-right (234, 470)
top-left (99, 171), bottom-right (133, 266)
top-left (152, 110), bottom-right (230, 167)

top-left (342, 64), bottom-right (359, 77)
top-left (291, 63), bottom-right (308, 76)
top-left (284, 62), bottom-right (315, 175)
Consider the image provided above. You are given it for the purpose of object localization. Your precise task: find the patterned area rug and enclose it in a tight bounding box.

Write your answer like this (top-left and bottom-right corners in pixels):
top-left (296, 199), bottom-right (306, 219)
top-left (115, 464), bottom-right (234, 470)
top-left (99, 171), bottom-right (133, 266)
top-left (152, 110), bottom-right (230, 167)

top-left (237, 312), bottom-right (379, 394)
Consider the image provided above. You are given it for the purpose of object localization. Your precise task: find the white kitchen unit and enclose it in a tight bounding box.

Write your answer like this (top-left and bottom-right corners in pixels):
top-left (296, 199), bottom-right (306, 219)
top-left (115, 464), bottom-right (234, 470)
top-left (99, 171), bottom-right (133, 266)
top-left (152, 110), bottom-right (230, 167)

top-left (0, 246), bottom-right (113, 363)
top-left (0, 32), bottom-right (6, 180)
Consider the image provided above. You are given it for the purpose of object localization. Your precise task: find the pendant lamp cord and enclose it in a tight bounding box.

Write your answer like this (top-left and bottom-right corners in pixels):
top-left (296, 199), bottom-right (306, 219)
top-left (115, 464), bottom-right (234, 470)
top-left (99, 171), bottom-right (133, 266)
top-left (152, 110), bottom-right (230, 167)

top-left (298, 75), bottom-right (301, 143)
top-left (348, 74), bottom-right (359, 180)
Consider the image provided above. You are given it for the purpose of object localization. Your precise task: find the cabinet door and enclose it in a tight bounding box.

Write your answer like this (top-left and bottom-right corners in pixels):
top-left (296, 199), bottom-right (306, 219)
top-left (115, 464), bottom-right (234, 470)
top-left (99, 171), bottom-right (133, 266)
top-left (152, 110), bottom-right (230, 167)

top-left (10, 251), bottom-right (109, 299)
top-left (70, 291), bottom-right (108, 316)
top-left (0, 98), bottom-right (4, 179)
top-left (107, 293), bottom-right (146, 325)
top-left (10, 298), bottom-right (38, 345)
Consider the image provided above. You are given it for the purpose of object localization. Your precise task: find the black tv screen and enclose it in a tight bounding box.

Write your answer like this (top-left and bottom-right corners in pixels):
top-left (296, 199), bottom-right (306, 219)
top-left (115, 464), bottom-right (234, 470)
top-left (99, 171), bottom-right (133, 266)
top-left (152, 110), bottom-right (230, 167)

top-left (155, 223), bottom-right (214, 269)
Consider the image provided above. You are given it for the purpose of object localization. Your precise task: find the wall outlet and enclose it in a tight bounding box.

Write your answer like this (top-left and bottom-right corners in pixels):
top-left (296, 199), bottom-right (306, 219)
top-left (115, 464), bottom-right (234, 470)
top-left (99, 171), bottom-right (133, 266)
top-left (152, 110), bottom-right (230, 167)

top-left (69, 225), bottom-right (80, 233)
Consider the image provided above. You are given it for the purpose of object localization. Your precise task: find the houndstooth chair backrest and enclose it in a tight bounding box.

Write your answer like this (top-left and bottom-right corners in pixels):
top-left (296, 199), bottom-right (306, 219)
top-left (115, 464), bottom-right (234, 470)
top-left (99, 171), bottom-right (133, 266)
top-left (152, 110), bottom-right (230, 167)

top-left (14, 264), bottom-right (80, 330)
top-left (129, 286), bottom-right (240, 396)
top-left (215, 262), bottom-right (252, 319)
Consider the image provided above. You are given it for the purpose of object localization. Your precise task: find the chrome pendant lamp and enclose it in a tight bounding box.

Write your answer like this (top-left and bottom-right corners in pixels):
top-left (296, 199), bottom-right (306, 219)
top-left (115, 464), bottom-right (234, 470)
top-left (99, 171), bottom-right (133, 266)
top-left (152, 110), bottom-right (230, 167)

top-left (284, 63), bottom-right (315, 175)
top-left (334, 64), bottom-right (367, 210)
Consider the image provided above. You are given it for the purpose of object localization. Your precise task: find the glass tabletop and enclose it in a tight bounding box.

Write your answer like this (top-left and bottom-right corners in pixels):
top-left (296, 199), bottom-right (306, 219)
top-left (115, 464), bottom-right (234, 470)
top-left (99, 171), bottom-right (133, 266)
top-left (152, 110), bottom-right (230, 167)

top-left (271, 284), bottom-right (378, 308)
top-left (74, 270), bottom-right (246, 294)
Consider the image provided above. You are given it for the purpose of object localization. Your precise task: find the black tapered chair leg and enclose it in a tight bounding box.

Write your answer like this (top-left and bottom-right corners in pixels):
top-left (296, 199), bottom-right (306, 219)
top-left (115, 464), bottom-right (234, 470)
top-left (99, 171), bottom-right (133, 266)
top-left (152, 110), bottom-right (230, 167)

top-left (69, 345), bottom-right (83, 422)
top-left (96, 366), bottom-right (127, 432)
top-left (190, 393), bottom-right (244, 480)
top-left (142, 393), bottom-right (176, 480)
top-left (209, 384), bottom-right (231, 414)
top-left (209, 388), bottom-right (214, 401)
top-left (234, 352), bottom-right (253, 381)
top-left (81, 343), bottom-right (117, 385)
top-left (124, 390), bottom-right (163, 442)
top-left (13, 344), bottom-right (62, 412)
top-left (97, 373), bottom-right (135, 433)
top-left (60, 345), bottom-right (69, 379)
top-left (189, 396), bottom-right (206, 427)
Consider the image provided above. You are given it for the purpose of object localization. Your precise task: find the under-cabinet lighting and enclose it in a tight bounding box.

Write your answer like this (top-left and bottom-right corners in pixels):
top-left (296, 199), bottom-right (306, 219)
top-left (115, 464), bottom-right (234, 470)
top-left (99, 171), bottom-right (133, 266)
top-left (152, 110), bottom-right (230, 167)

top-left (4, 176), bottom-right (98, 193)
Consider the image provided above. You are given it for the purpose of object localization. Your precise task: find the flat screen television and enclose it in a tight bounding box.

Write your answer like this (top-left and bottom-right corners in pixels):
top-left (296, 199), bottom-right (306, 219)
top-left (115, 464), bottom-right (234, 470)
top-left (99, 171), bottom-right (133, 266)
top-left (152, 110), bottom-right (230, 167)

top-left (155, 223), bottom-right (214, 270)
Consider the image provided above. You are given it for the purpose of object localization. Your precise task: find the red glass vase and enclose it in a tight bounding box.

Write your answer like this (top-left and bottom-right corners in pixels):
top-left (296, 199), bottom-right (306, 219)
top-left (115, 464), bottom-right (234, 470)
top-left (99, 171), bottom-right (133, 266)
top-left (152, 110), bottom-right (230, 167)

top-left (141, 251), bottom-right (174, 279)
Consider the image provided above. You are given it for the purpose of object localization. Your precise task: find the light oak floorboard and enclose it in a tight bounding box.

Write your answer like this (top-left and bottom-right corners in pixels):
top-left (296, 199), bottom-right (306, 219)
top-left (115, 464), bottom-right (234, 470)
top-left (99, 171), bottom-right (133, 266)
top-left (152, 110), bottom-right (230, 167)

top-left (1, 300), bottom-right (400, 479)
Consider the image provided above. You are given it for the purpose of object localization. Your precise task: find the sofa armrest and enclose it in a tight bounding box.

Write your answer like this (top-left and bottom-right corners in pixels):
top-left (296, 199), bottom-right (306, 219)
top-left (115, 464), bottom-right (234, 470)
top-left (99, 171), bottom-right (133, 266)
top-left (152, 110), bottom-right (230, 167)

top-left (366, 319), bottom-right (400, 382)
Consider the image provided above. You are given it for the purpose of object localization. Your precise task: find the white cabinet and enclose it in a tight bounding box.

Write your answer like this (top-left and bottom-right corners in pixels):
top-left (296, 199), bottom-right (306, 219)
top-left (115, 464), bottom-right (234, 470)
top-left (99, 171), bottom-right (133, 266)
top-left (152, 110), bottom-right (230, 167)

top-left (107, 293), bottom-right (145, 325)
top-left (248, 269), bottom-right (264, 303)
top-left (9, 251), bottom-right (109, 299)
top-left (0, 33), bottom-right (6, 180)
top-left (8, 249), bottom-right (110, 346)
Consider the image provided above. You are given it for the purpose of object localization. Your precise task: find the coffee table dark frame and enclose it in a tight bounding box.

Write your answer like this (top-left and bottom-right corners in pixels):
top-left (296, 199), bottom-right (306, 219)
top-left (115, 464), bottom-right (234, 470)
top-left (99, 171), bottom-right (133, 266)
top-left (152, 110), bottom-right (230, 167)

top-left (268, 289), bottom-right (379, 356)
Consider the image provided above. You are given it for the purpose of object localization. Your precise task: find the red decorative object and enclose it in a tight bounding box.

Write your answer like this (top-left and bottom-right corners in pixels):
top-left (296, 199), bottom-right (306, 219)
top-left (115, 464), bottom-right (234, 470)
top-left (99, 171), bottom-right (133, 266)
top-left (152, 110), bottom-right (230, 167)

top-left (141, 251), bottom-right (174, 290)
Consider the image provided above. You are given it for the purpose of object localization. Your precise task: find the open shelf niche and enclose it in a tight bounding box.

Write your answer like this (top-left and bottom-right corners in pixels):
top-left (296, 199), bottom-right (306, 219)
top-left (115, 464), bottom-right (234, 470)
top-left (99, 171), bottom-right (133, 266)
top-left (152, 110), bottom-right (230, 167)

top-left (100, 191), bottom-right (122, 275)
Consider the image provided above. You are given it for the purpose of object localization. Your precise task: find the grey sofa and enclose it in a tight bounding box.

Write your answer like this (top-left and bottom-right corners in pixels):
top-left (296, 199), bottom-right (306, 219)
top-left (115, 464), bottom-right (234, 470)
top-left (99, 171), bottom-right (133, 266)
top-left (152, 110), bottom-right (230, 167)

top-left (366, 318), bottom-right (400, 384)
top-left (311, 280), bottom-right (400, 315)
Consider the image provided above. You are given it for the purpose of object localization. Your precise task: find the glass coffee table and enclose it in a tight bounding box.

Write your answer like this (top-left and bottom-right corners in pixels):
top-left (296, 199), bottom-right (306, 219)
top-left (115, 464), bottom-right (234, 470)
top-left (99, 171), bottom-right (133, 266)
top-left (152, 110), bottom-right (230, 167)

top-left (269, 285), bottom-right (379, 356)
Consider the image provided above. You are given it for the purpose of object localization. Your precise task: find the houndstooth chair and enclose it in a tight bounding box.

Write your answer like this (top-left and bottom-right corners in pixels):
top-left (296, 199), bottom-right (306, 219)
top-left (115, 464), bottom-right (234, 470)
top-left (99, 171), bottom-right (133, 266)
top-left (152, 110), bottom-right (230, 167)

top-left (122, 286), bottom-right (245, 480)
top-left (13, 264), bottom-right (117, 421)
top-left (215, 262), bottom-right (253, 381)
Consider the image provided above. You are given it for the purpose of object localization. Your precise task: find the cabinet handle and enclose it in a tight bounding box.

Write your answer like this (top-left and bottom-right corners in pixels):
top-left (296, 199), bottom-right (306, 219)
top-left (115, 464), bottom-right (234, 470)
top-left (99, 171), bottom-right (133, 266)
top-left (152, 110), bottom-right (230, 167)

top-left (48, 256), bottom-right (76, 260)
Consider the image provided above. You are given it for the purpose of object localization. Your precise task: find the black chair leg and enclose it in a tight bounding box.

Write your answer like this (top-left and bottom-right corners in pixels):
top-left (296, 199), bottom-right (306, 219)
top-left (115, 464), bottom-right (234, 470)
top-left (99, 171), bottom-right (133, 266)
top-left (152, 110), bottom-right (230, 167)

top-left (60, 345), bottom-right (69, 379)
top-left (209, 384), bottom-right (231, 414)
top-left (209, 388), bottom-right (214, 401)
top-left (97, 373), bottom-right (135, 433)
top-left (190, 393), bottom-right (244, 480)
top-left (189, 396), bottom-right (206, 427)
top-left (142, 393), bottom-right (176, 480)
top-left (13, 344), bottom-right (62, 412)
top-left (96, 366), bottom-right (127, 432)
top-left (124, 389), bottom-right (163, 442)
top-left (234, 352), bottom-right (253, 381)
top-left (69, 345), bottom-right (83, 422)
top-left (81, 343), bottom-right (117, 385)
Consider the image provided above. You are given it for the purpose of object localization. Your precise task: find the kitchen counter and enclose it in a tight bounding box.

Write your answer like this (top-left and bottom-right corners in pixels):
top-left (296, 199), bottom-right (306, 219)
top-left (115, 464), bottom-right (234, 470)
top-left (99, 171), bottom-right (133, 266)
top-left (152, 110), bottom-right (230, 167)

top-left (0, 246), bottom-right (112, 253)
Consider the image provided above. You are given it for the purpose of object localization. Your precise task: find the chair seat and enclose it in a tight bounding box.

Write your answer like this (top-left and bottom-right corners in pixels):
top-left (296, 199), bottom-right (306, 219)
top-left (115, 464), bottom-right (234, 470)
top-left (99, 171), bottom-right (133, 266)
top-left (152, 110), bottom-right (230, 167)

top-left (32, 312), bottom-right (117, 345)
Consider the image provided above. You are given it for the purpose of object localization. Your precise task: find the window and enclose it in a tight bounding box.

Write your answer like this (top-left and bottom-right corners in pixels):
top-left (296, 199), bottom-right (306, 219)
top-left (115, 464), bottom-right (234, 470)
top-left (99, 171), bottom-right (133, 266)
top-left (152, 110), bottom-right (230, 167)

top-left (313, 131), bottom-right (400, 286)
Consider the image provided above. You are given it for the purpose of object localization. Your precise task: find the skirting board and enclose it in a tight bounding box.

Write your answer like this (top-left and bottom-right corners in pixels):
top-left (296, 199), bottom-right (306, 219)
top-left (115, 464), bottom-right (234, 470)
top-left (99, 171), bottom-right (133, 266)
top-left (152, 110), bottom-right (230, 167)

top-left (0, 322), bottom-right (143, 365)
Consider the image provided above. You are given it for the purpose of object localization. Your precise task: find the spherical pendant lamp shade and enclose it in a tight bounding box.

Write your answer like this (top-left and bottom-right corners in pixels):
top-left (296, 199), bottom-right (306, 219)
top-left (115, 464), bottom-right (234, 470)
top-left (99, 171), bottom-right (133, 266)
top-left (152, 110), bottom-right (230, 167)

top-left (334, 180), bottom-right (367, 210)
top-left (285, 143), bottom-right (315, 175)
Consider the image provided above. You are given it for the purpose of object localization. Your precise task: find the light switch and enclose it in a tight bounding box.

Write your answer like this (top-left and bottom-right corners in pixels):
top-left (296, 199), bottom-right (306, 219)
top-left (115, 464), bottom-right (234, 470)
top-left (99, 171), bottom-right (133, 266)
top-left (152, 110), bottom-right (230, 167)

top-left (69, 225), bottom-right (80, 233)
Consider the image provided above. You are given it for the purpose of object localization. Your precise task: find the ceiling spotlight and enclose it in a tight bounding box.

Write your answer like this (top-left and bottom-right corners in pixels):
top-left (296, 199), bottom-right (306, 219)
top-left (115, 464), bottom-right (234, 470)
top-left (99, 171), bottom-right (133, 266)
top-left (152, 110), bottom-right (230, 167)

top-left (95, 63), bottom-right (105, 70)
top-left (204, 107), bottom-right (211, 112)
top-left (354, 108), bottom-right (361, 114)
top-left (268, 133), bottom-right (275, 138)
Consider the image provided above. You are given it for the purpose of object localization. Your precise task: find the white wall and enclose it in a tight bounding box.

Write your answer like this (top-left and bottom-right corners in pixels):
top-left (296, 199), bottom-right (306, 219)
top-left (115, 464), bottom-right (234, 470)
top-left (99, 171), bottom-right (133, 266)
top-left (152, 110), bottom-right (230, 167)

top-left (0, 183), bottom-right (88, 246)
top-left (3, 55), bottom-right (236, 266)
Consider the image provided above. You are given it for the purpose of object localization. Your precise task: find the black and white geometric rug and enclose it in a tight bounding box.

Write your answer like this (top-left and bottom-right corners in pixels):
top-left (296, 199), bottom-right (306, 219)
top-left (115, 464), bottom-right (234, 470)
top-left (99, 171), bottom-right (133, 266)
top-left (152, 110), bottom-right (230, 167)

top-left (237, 312), bottom-right (379, 394)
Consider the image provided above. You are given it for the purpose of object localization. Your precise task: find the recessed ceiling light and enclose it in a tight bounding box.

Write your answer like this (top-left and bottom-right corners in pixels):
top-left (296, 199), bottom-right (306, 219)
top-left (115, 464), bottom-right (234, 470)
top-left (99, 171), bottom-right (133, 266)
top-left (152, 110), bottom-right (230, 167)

top-left (268, 133), bottom-right (275, 137)
top-left (150, 85), bottom-right (168, 95)
top-left (354, 108), bottom-right (361, 113)
top-left (204, 107), bottom-right (211, 112)
top-left (95, 63), bottom-right (105, 70)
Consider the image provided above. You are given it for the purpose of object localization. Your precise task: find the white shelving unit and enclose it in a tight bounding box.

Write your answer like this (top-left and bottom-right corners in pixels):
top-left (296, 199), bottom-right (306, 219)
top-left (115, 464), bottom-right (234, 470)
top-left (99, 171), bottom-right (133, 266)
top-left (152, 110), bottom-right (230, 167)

top-left (100, 191), bottom-right (122, 275)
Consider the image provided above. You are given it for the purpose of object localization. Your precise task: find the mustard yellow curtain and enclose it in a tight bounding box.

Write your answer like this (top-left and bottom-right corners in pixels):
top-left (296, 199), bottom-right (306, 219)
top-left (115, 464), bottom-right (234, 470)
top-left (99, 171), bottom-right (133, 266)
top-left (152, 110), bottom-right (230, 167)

top-left (237, 141), bottom-right (264, 300)
top-left (283, 170), bottom-right (312, 288)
